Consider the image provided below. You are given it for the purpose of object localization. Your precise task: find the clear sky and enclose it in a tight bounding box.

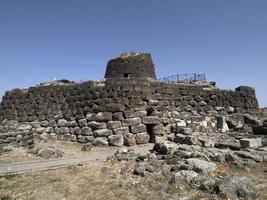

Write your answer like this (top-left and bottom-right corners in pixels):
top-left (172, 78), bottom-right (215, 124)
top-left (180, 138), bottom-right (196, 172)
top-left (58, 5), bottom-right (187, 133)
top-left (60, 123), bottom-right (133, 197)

top-left (0, 0), bottom-right (266, 107)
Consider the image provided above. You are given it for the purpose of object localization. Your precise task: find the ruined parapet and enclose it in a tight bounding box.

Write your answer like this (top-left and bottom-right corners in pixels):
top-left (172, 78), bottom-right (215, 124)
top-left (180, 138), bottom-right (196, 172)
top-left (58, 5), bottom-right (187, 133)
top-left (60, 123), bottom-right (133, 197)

top-left (105, 52), bottom-right (156, 80)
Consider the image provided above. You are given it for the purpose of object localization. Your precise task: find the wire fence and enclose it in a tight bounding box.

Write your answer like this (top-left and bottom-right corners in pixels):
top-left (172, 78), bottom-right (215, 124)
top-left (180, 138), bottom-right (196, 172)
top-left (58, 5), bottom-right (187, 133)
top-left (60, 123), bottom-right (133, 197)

top-left (157, 73), bottom-right (206, 84)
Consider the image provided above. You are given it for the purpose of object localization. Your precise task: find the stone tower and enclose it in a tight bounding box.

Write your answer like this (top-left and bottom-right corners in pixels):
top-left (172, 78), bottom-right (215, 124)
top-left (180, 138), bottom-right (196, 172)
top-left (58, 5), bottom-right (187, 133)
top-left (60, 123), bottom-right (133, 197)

top-left (105, 52), bottom-right (156, 80)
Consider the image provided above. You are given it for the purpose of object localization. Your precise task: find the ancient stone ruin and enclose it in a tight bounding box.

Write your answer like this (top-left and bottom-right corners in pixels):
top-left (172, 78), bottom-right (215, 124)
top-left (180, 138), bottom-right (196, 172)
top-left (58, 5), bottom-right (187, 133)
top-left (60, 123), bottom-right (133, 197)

top-left (0, 52), bottom-right (264, 150)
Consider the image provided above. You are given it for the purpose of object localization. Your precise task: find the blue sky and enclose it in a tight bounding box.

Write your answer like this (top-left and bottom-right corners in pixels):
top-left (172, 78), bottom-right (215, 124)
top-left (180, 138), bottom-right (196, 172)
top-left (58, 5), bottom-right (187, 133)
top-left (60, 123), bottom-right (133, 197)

top-left (0, 0), bottom-right (266, 107)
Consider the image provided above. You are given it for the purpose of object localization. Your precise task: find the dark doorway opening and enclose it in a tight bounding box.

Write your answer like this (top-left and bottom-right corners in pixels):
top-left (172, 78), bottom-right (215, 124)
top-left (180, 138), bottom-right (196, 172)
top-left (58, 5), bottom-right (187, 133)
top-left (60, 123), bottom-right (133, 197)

top-left (123, 73), bottom-right (130, 78)
top-left (146, 124), bottom-right (156, 143)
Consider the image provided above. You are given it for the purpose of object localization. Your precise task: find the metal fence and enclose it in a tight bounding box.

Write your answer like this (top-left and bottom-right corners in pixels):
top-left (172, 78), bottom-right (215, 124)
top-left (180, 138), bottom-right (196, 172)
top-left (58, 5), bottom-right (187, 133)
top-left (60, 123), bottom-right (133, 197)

top-left (157, 73), bottom-right (206, 84)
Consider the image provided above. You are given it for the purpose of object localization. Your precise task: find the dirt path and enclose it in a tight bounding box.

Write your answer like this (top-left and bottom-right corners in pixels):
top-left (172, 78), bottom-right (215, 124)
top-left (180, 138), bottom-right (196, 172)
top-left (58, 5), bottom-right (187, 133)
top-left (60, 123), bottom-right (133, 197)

top-left (0, 144), bottom-right (153, 175)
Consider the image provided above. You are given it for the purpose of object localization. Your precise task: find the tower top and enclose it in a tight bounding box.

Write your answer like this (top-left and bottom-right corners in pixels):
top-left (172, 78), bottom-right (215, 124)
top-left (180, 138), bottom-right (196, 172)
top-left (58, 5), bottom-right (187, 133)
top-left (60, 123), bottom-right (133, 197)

top-left (104, 52), bottom-right (156, 80)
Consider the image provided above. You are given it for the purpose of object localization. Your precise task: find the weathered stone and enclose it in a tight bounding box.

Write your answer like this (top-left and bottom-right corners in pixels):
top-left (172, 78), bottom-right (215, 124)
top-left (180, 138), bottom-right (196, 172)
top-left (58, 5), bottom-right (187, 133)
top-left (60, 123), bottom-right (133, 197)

top-left (81, 127), bottom-right (93, 136)
top-left (124, 133), bottom-right (136, 146)
top-left (58, 119), bottom-right (68, 127)
top-left (122, 117), bottom-right (141, 127)
top-left (142, 116), bottom-right (161, 124)
top-left (123, 111), bottom-right (136, 119)
top-left (240, 138), bottom-right (262, 148)
top-left (153, 141), bottom-right (179, 155)
top-left (153, 124), bottom-right (164, 136)
top-left (136, 132), bottom-right (150, 144)
top-left (93, 137), bottom-right (109, 147)
top-left (113, 112), bottom-right (124, 121)
top-left (58, 127), bottom-right (69, 134)
top-left (180, 127), bottom-right (193, 135)
top-left (131, 124), bottom-right (147, 134)
top-left (88, 121), bottom-right (107, 130)
top-left (74, 127), bottom-right (81, 135)
top-left (78, 118), bottom-right (88, 127)
top-left (36, 127), bottom-right (46, 134)
top-left (172, 170), bottom-right (199, 185)
top-left (77, 135), bottom-right (86, 143)
top-left (186, 158), bottom-right (217, 173)
top-left (17, 124), bottom-right (32, 131)
top-left (216, 176), bottom-right (257, 199)
top-left (199, 138), bottom-right (215, 148)
top-left (86, 113), bottom-right (95, 121)
top-left (93, 129), bottom-right (113, 137)
top-left (113, 127), bottom-right (129, 135)
top-left (234, 151), bottom-right (263, 162)
top-left (107, 121), bottom-right (122, 129)
top-left (95, 112), bottom-right (113, 122)
top-left (106, 103), bottom-right (125, 112)
top-left (108, 134), bottom-right (124, 146)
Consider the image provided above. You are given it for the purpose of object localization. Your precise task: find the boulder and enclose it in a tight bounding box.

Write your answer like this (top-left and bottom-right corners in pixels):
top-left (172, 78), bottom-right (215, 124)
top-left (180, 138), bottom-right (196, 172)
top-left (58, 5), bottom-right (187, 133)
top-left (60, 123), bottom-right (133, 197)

top-left (186, 158), bottom-right (217, 173)
top-left (93, 137), bottom-right (109, 147)
top-left (124, 133), bottom-right (136, 146)
top-left (153, 141), bottom-right (178, 154)
top-left (172, 170), bottom-right (199, 185)
top-left (113, 127), bottom-right (129, 135)
top-left (216, 176), bottom-right (257, 200)
top-left (240, 138), bottom-right (262, 148)
top-left (153, 124), bottom-right (164, 136)
top-left (136, 132), bottom-right (150, 144)
top-left (180, 127), bottom-right (193, 135)
top-left (108, 134), bottom-right (124, 146)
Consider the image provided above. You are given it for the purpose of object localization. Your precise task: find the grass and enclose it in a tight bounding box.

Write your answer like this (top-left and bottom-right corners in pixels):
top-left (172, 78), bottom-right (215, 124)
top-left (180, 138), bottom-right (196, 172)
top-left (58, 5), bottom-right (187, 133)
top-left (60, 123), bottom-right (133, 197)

top-left (0, 174), bottom-right (16, 180)
top-left (0, 195), bottom-right (12, 200)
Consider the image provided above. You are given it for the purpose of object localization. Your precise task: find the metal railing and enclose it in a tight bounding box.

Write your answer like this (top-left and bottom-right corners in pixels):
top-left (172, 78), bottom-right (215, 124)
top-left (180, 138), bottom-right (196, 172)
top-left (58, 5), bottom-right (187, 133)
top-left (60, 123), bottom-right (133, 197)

top-left (157, 73), bottom-right (206, 84)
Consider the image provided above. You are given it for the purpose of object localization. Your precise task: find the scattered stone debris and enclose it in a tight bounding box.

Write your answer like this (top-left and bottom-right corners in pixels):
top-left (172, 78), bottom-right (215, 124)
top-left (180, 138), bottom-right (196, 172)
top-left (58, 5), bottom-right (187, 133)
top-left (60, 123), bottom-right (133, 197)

top-left (29, 146), bottom-right (64, 159)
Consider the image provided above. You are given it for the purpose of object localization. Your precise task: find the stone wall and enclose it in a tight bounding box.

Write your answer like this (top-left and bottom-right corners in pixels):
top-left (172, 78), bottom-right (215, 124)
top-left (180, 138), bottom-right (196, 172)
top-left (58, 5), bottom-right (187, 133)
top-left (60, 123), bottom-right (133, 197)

top-left (0, 78), bottom-right (259, 147)
top-left (0, 131), bottom-right (34, 150)
top-left (105, 53), bottom-right (156, 79)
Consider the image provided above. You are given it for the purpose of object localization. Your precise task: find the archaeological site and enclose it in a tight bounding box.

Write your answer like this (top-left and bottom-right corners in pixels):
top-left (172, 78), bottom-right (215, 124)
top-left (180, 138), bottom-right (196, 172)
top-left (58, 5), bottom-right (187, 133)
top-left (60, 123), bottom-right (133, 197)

top-left (0, 52), bottom-right (266, 200)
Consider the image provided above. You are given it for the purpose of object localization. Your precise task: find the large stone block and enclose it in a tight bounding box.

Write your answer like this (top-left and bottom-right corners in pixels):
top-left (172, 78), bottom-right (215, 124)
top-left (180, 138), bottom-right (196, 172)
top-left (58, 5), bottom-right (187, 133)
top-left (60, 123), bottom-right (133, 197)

top-left (93, 129), bottom-right (113, 137)
top-left (124, 133), bottom-right (136, 146)
top-left (108, 134), bottom-right (124, 146)
top-left (81, 127), bottom-right (93, 136)
top-left (113, 127), bottom-right (129, 135)
top-left (107, 121), bottom-right (122, 129)
top-left (239, 138), bottom-right (262, 148)
top-left (122, 117), bottom-right (141, 127)
top-left (131, 124), bottom-right (147, 134)
top-left (88, 121), bottom-right (107, 130)
top-left (106, 103), bottom-right (125, 112)
top-left (58, 119), bottom-right (68, 127)
top-left (113, 112), bottom-right (124, 121)
top-left (136, 132), bottom-right (150, 144)
top-left (142, 116), bottom-right (161, 124)
top-left (93, 137), bottom-right (109, 147)
top-left (95, 112), bottom-right (113, 122)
